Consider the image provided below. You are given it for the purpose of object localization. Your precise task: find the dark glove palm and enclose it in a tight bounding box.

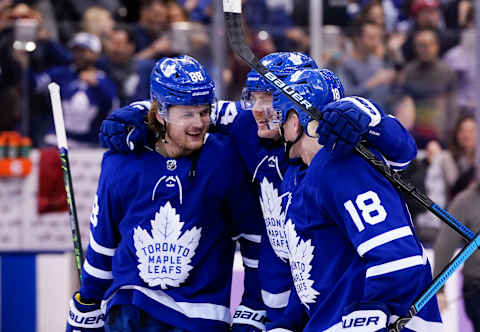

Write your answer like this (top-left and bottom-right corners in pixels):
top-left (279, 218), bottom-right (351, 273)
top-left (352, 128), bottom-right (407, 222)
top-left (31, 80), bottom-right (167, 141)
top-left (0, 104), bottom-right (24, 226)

top-left (99, 105), bottom-right (149, 152)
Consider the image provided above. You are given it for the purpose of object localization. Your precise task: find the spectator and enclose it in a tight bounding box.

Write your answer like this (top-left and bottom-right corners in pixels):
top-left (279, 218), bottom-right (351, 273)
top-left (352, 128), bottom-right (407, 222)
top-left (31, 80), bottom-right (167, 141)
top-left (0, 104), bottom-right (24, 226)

top-left (101, 25), bottom-right (151, 104)
top-left (398, 27), bottom-right (457, 146)
top-left (37, 32), bottom-right (118, 147)
top-left (81, 6), bottom-right (114, 43)
top-left (132, 0), bottom-right (173, 60)
top-left (439, 114), bottom-right (477, 202)
top-left (244, 0), bottom-right (309, 52)
top-left (401, 0), bottom-right (459, 63)
top-left (52, 0), bottom-right (122, 43)
top-left (444, 6), bottom-right (476, 113)
top-left (339, 21), bottom-right (395, 109)
top-left (434, 175), bottom-right (480, 331)
top-left (176, 0), bottom-right (213, 24)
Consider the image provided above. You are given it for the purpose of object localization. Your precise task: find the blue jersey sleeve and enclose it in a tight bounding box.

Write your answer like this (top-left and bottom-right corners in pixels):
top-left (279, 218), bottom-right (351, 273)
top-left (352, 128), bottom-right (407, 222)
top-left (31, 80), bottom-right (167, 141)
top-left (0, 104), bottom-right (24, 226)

top-left (366, 115), bottom-right (417, 171)
top-left (315, 151), bottom-right (431, 315)
top-left (79, 153), bottom-right (124, 301)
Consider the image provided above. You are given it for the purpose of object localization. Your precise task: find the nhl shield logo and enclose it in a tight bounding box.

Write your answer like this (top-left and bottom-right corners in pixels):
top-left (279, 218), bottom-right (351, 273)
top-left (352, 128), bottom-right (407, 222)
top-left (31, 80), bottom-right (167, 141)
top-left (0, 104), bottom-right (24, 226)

top-left (166, 159), bottom-right (177, 171)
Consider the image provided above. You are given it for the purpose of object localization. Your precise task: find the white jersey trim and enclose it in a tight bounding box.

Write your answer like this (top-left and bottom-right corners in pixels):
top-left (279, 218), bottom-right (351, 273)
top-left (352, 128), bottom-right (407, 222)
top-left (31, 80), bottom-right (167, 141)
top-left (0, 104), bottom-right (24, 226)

top-left (268, 329), bottom-right (294, 332)
top-left (261, 289), bottom-right (290, 309)
top-left (242, 256), bottom-right (259, 268)
top-left (89, 233), bottom-right (116, 257)
top-left (102, 285), bottom-right (231, 323)
top-left (366, 255), bottom-right (426, 278)
top-left (232, 233), bottom-right (262, 243)
top-left (357, 226), bottom-right (413, 256)
top-left (83, 259), bottom-right (113, 280)
top-left (251, 155), bottom-right (283, 183)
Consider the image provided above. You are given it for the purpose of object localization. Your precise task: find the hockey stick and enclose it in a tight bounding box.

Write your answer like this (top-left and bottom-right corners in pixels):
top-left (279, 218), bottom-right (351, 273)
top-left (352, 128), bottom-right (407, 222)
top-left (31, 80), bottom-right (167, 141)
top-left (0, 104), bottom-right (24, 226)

top-left (48, 82), bottom-right (84, 283)
top-left (222, 0), bottom-right (475, 243)
top-left (389, 232), bottom-right (480, 332)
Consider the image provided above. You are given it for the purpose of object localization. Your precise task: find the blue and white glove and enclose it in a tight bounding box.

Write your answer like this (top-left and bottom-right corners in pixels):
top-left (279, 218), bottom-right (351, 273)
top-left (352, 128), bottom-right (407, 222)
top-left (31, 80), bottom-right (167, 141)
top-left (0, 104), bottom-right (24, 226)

top-left (231, 305), bottom-right (268, 331)
top-left (66, 292), bottom-right (105, 332)
top-left (316, 96), bottom-right (384, 154)
top-left (341, 302), bottom-right (389, 331)
top-left (99, 104), bottom-right (149, 152)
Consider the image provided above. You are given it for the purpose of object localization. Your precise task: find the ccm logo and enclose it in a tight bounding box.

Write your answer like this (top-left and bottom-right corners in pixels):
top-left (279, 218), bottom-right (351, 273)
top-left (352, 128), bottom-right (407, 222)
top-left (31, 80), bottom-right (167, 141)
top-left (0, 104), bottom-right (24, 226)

top-left (264, 72), bottom-right (313, 110)
top-left (233, 310), bottom-right (268, 324)
top-left (342, 316), bottom-right (380, 328)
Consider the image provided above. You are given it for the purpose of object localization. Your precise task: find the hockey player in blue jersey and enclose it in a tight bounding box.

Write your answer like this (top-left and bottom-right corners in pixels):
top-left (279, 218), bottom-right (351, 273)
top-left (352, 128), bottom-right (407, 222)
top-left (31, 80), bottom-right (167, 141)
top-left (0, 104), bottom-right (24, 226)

top-left (65, 55), bottom-right (266, 332)
top-left (98, 52), bottom-right (419, 330)
top-left (271, 68), bottom-right (442, 331)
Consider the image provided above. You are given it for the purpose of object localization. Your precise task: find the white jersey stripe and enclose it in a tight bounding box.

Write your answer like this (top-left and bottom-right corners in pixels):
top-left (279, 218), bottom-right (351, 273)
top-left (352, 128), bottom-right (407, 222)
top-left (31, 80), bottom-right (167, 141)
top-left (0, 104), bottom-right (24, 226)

top-left (232, 233), bottom-right (262, 243)
top-left (366, 255), bottom-right (425, 278)
top-left (83, 259), bottom-right (113, 279)
top-left (261, 289), bottom-right (290, 309)
top-left (357, 226), bottom-right (413, 256)
top-left (89, 233), bottom-right (116, 256)
top-left (102, 285), bottom-right (231, 323)
top-left (242, 257), bottom-right (259, 268)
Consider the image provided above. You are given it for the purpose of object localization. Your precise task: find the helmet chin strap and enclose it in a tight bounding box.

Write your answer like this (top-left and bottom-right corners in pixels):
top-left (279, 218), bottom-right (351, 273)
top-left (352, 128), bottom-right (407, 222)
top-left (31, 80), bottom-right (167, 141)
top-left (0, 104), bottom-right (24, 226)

top-left (282, 125), bottom-right (303, 158)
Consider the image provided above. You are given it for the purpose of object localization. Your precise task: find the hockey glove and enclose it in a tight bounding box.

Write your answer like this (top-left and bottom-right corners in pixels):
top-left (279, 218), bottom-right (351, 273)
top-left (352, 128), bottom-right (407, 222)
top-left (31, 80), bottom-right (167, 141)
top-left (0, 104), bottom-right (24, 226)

top-left (231, 305), bottom-right (268, 331)
top-left (99, 105), bottom-right (149, 152)
top-left (316, 96), bottom-right (384, 154)
top-left (66, 291), bottom-right (105, 332)
top-left (341, 302), bottom-right (389, 331)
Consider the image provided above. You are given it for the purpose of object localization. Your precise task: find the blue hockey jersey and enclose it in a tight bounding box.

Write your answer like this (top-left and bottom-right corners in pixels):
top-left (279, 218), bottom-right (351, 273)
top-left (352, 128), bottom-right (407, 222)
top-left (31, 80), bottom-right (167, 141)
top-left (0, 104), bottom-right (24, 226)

top-left (79, 132), bottom-right (263, 331)
top-left (284, 148), bottom-right (442, 332)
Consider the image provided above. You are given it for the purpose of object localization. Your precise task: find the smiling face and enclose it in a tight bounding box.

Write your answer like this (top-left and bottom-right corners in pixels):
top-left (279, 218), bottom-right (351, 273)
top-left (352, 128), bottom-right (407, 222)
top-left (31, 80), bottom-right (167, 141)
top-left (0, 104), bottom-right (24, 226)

top-left (157, 104), bottom-right (210, 155)
top-left (250, 92), bottom-right (281, 140)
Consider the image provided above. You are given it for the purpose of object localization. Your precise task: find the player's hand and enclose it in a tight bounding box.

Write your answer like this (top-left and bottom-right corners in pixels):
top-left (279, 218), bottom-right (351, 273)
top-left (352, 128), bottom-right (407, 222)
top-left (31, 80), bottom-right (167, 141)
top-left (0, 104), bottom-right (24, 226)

top-left (79, 68), bottom-right (99, 86)
top-left (341, 302), bottom-right (389, 331)
top-left (99, 105), bottom-right (149, 152)
top-left (316, 96), bottom-right (384, 154)
top-left (66, 291), bottom-right (104, 331)
top-left (231, 305), bottom-right (268, 331)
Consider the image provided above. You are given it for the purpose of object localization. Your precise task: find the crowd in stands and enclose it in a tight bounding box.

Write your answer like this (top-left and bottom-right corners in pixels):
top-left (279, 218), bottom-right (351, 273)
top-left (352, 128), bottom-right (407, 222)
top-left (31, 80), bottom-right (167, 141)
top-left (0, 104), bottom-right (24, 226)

top-left (0, 0), bottom-right (477, 244)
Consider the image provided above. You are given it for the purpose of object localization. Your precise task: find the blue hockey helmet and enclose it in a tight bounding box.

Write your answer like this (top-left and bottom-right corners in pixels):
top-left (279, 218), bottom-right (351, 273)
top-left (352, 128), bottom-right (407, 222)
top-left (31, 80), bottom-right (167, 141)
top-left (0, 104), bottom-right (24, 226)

top-left (272, 68), bottom-right (345, 135)
top-left (150, 55), bottom-right (216, 117)
top-left (241, 52), bottom-right (318, 110)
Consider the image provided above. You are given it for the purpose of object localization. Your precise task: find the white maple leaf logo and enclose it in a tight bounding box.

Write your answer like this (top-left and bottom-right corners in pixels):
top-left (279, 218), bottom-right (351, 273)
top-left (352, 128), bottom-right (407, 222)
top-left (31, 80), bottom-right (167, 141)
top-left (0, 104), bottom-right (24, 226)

top-left (161, 63), bottom-right (177, 78)
top-left (90, 195), bottom-right (99, 227)
top-left (285, 219), bottom-right (319, 309)
top-left (259, 178), bottom-right (291, 261)
top-left (133, 202), bottom-right (201, 288)
top-left (288, 53), bottom-right (303, 65)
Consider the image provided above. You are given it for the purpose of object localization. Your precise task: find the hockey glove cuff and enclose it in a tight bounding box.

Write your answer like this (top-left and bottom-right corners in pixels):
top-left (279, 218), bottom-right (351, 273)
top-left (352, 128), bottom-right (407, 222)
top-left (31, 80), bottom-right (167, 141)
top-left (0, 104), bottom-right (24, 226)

top-left (341, 302), bottom-right (390, 331)
top-left (231, 305), bottom-right (268, 331)
top-left (66, 291), bottom-right (105, 331)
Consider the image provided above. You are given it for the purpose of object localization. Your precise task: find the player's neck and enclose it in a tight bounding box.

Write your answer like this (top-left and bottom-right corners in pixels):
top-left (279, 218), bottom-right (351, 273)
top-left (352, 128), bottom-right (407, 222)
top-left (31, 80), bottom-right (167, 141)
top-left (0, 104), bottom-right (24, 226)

top-left (155, 139), bottom-right (194, 159)
top-left (290, 135), bottom-right (322, 166)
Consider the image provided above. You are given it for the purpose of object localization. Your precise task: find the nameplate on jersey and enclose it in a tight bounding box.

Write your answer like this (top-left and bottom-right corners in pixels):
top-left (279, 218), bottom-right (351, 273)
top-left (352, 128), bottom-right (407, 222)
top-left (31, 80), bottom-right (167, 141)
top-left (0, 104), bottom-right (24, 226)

top-left (133, 202), bottom-right (202, 288)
